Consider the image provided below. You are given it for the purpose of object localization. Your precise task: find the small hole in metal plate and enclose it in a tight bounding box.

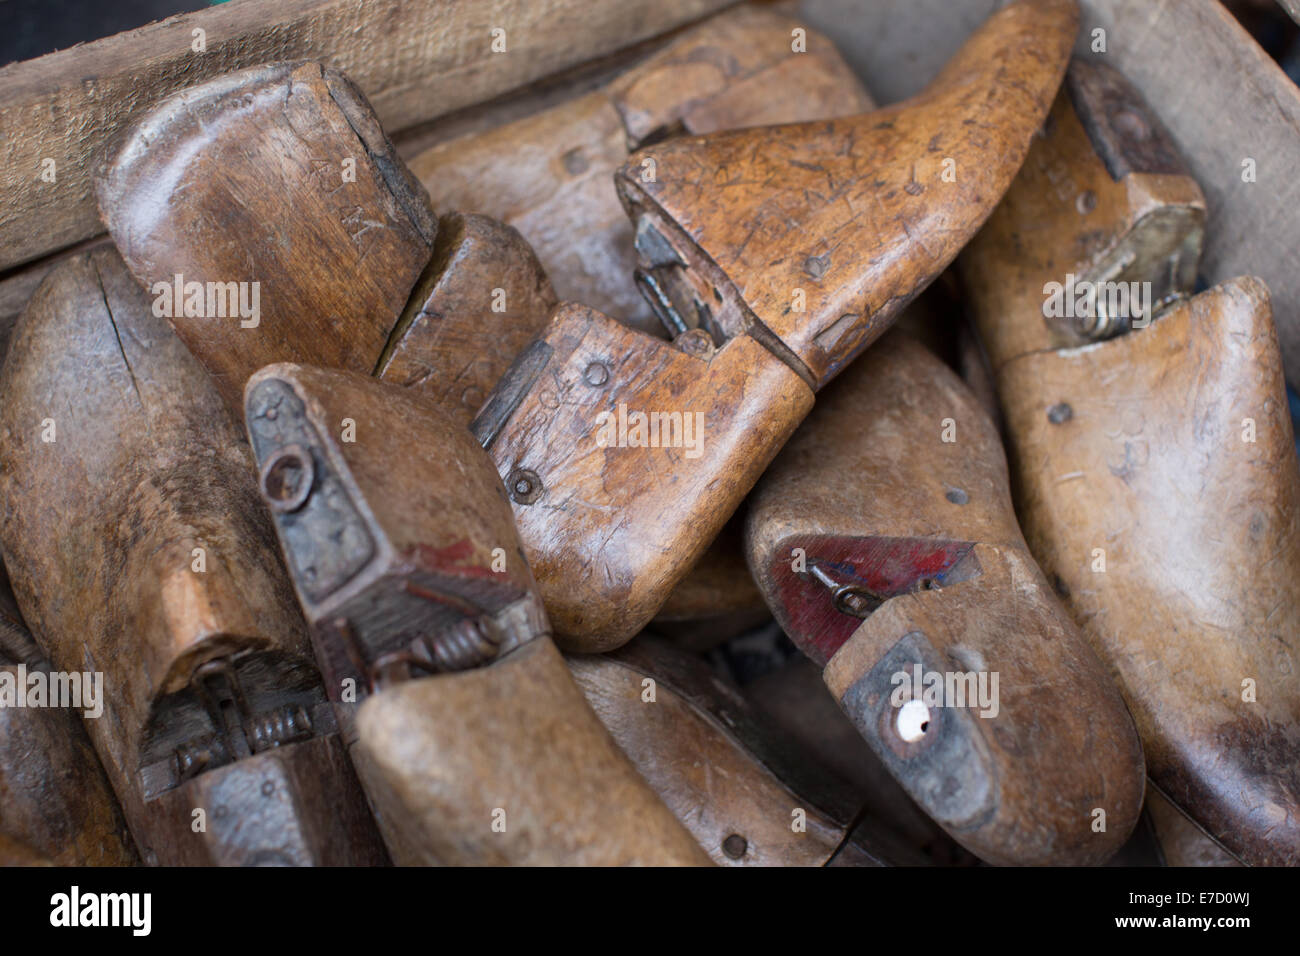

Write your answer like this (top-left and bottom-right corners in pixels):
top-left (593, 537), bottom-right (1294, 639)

top-left (261, 444), bottom-right (314, 513)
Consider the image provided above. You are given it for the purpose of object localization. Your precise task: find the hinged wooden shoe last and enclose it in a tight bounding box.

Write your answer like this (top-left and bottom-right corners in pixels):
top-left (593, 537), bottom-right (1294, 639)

top-left (0, 248), bottom-right (388, 866)
top-left (746, 333), bottom-right (1145, 865)
top-left (617, 0), bottom-right (1079, 389)
top-left (245, 364), bottom-right (713, 865)
top-left (961, 57), bottom-right (1300, 867)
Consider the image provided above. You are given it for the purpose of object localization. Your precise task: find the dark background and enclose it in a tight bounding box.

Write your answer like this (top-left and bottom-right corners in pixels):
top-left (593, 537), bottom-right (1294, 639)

top-left (2, 0), bottom-right (1300, 84)
top-left (0, 0), bottom-right (219, 66)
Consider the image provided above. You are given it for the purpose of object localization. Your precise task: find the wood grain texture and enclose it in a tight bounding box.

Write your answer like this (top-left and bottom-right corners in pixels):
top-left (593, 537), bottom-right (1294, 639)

top-left (0, 574), bottom-right (137, 866)
top-left (1071, 0), bottom-right (1300, 384)
top-left (994, 278), bottom-right (1300, 867)
top-left (354, 636), bottom-right (713, 865)
top-left (1146, 790), bottom-right (1241, 868)
top-left (799, 0), bottom-right (1300, 385)
top-left (962, 59), bottom-right (1206, 363)
top-left (568, 635), bottom-right (929, 866)
top-left (244, 364), bottom-right (706, 866)
top-left (0, 833), bottom-right (49, 866)
top-left (617, 0), bottom-right (1077, 389)
top-left (409, 6), bottom-right (875, 339)
top-left (962, 58), bottom-right (1300, 864)
top-left (98, 61), bottom-right (562, 425)
top-left (746, 333), bottom-right (1145, 865)
top-left (0, 247), bottom-right (386, 865)
top-left (244, 363), bottom-right (541, 695)
top-left (97, 61), bottom-right (438, 412)
top-left (0, 0), bottom-right (735, 273)
top-left (479, 303), bottom-right (813, 651)
top-left (743, 655), bottom-right (975, 865)
top-left (376, 212), bottom-right (558, 426)
top-left (654, 514), bottom-right (766, 622)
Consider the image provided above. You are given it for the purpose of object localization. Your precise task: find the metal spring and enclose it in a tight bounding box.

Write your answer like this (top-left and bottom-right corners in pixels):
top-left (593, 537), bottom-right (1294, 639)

top-left (245, 704), bottom-right (313, 753)
top-left (423, 617), bottom-right (502, 673)
top-left (174, 734), bottom-right (229, 781)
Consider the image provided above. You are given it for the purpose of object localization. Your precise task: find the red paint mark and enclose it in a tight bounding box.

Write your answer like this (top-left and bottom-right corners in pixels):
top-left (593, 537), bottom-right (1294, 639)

top-left (771, 534), bottom-right (975, 667)
top-left (406, 539), bottom-right (497, 579)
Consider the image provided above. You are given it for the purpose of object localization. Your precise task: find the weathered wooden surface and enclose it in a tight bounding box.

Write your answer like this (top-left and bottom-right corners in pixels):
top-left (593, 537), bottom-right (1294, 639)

top-left (654, 515), bottom-right (767, 622)
top-left (619, 0), bottom-right (1076, 389)
top-left (244, 363), bottom-right (542, 695)
top-left (962, 58), bottom-right (1300, 864)
top-left (0, 568), bottom-right (137, 866)
top-left (0, 247), bottom-right (387, 865)
top-left (98, 61), bottom-right (558, 419)
top-left (244, 363), bottom-right (709, 866)
top-left (0, 833), bottom-right (50, 866)
top-left (1146, 791), bottom-right (1241, 867)
top-left (747, 333), bottom-right (1145, 865)
top-left (744, 656), bottom-right (974, 865)
top-left (476, 303), bottom-right (814, 651)
top-left (799, 0), bottom-right (1300, 385)
top-left (412, 7), bottom-right (876, 623)
top-left (568, 636), bottom-right (928, 866)
top-left (961, 57), bottom-right (1206, 363)
top-left (994, 278), bottom-right (1300, 866)
top-left (376, 213), bottom-right (558, 426)
top-left (354, 636), bottom-right (713, 865)
top-left (97, 61), bottom-right (438, 412)
top-left (0, 0), bottom-right (736, 273)
top-left (410, 6), bottom-right (875, 337)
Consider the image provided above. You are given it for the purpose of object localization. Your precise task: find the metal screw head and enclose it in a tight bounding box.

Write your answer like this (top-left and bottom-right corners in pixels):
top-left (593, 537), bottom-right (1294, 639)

top-left (583, 361), bottom-right (609, 387)
top-left (1047, 402), bottom-right (1073, 425)
top-left (507, 468), bottom-right (542, 505)
top-left (1076, 190), bottom-right (1097, 215)
top-left (562, 147), bottom-right (589, 176)
top-left (945, 487), bottom-right (969, 505)
top-left (804, 254), bottom-right (829, 279)
top-left (1113, 107), bottom-right (1150, 142)
top-left (721, 834), bottom-right (748, 859)
top-left (675, 327), bottom-right (714, 358)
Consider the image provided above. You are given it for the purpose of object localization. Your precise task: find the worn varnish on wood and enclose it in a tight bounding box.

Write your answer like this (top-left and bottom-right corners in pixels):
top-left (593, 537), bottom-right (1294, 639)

top-left (568, 635), bottom-right (930, 866)
top-left (960, 56), bottom-right (1300, 867)
top-left (96, 61), bottom-right (555, 422)
top-left (745, 333), bottom-right (1145, 865)
top-left (797, 0), bottom-right (1300, 386)
top-left (0, 248), bottom-right (387, 865)
top-left (410, 5), bottom-right (876, 337)
top-left (412, 6), bottom-right (877, 624)
top-left (617, 0), bottom-right (1078, 388)
top-left (474, 303), bottom-right (812, 650)
top-left (471, 0), bottom-right (1077, 651)
top-left (0, 563), bottom-right (137, 866)
top-left (992, 279), bottom-right (1300, 867)
top-left (245, 364), bottom-right (712, 866)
